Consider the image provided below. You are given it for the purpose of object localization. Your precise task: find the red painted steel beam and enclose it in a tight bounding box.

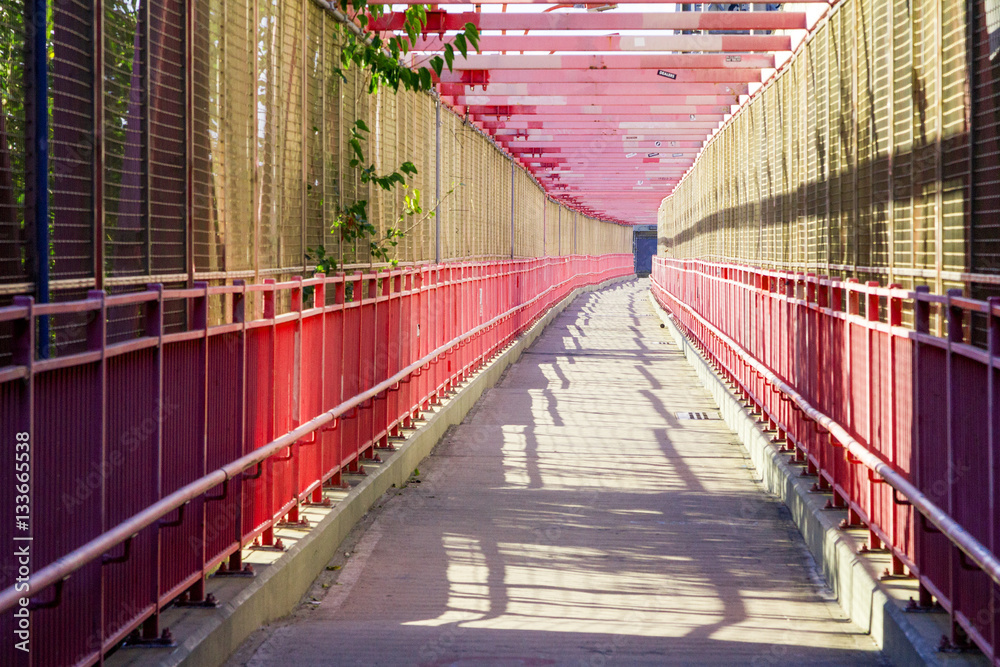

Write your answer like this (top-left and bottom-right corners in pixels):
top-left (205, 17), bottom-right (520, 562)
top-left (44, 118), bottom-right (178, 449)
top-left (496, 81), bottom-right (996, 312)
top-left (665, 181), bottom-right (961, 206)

top-left (407, 53), bottom-right (776, 69)
top-left (462, 103), bottom-right (736, 114)
top-left (504, 147), bottom-right (708, 157)
top-left (529, 159), bottom-right (694, 165)
top-left (479, 119), bottom-right (726, 128)
top-left (500, 132), bottom-right (704, 142)
top-left (490, 119), bottom-right (720, 130)
top-left (525, 157), bottom-right (694, 165)
top-left (542, 174), bottom-right (688, 179)
top-left (453, 94), bottom-right (742, 107)
top-left (500, 137), bottom-right (705, 144)
top-left (439, 82), bottom-right (749, 97)
top-left (507, 143), bottom-right (702, 150)
top-left (372, 11), bottom-right (807, 32)
top-left (526, 164), bottom-right (697, 169)
top-left (539, 174), bottom-right (688, 179)
top-left (508, 145), bottom-right (704, 152)
top-left (412, 34), bottom-right (792, 53)
top-left (375, 0), bottom-right (826, 4)
top-left (437, 68), bottom-right (765, 84)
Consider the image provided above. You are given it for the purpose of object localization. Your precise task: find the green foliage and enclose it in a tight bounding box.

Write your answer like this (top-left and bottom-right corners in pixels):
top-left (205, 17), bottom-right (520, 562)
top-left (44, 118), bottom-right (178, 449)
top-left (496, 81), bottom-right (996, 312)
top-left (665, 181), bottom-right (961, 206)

top-left (335, 2), bottom-right (479, 95)
top-left (309, 2), bottom-right (475, 274)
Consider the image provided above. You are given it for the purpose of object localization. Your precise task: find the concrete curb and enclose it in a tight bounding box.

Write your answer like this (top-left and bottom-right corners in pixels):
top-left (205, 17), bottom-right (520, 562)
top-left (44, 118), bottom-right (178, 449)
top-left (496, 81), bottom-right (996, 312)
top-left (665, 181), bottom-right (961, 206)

top-left (121, 275), bottom-right (632, 667)
top-left (648, 291), bottom-right (986, 667)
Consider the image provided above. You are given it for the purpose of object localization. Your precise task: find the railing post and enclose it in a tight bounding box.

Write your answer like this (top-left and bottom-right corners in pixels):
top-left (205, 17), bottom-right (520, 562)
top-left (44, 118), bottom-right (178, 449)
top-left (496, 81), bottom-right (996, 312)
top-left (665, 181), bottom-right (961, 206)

top-left (865, 280), bottom-right (880, 550)
top-left (888, 283), bottom-right (905, 575)
top-left (988, 296), bottom-right (1000, 648)
top-left (227, 280), bottom-right (248, 573)
top-left (945, 287), bottom-right (964, 638)
top-left (288, 277), bottom-right (303, 523)
top-left (261, 280), bottom-right (277, 547)
top-left (86, 288), bottom-right (108, 647)
top-left (914, 285), bottom-right (932, 607)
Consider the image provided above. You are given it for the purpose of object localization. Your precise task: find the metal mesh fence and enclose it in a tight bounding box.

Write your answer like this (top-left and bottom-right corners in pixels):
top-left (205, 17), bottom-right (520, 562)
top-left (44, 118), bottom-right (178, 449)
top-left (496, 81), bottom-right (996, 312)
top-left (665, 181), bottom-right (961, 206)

top-left (0, 0), bottom-right (27, 290)
top-left (659, 0), bottom-right (998, 299)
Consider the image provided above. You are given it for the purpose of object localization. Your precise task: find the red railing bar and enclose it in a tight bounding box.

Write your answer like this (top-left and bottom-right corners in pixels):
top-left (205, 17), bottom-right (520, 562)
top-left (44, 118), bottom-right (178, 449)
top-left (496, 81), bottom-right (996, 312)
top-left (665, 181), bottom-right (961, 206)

top-left (0, 304), bottom-right (30, 322)
top-left (31, 299), bottom-right (101, 316)
top-left (32, 350), bottom-right (103, 374)
top-left (0, 365), bottom-right (28, 383)
top-left (104, 291), bottom-right (163, 307)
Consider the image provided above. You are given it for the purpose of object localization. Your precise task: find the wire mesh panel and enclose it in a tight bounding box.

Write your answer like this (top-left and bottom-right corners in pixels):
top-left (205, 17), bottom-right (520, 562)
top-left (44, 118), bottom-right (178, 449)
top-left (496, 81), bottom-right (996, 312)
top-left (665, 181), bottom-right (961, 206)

top-left (50, 0), bottom-right (97, 287)
top-left (657, 0), bottom-right (979, 293)
top-left (941, 0), bottom-right (969, 280)
top-left (192, 0), bottom-right (225, 274)
top-left (148, 0), bottom-right (187, 275)
top-left (0, 0), bottom-right (27, 287)
top-left (972, 0), bottom-right (1000, 278)
top-left (869, 0), bottom-right (892, 271)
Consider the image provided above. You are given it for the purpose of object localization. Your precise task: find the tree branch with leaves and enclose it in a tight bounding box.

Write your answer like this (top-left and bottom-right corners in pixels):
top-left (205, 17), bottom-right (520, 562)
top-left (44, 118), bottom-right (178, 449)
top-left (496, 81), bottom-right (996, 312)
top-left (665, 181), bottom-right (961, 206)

top-left (306, 1), bottom-right (479, 276)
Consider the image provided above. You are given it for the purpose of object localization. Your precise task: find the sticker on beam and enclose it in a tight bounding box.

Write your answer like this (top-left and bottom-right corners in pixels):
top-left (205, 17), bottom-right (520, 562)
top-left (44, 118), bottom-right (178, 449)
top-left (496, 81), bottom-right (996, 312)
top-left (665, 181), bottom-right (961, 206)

top-left (626, 152), bottom-right (637, 158)
top-left (726, 55), bottom-right (742, 62)
top-left (647, 153), bottom-right (660, 157)
top-left (657, 70), bottom-right (677, 79)
top-left (675, 411), bottom-right (720, 420)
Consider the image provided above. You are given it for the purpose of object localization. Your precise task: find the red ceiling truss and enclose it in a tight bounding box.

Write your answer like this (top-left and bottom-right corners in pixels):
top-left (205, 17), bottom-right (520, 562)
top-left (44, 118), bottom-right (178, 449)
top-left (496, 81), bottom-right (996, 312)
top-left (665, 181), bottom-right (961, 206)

top-left (373, 4), bottom-right (813, 225)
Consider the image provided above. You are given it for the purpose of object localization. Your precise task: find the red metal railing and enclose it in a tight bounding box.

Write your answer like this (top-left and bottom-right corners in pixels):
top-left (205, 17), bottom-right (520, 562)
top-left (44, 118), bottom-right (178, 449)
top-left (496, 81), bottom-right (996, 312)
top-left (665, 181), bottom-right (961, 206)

top-left (651, 256), bottom-right (1000, 662)
top-left (0, 254), bottom-right (632, 667)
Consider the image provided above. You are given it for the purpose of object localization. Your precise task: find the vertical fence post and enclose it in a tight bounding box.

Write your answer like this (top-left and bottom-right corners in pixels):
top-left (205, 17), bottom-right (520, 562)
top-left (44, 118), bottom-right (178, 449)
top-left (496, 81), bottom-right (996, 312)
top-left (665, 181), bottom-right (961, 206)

top-left (313, 274), bottom-right (327, 501)
top-left (865, 280), bottom-right (880, 550)
top-left (288, 278), bottom-right (303, 523)
top-left (29, 0), bottom-right (50, 357)
top-left (435, 97), bottom-right (441, 265)
top-left (86, 288), bottom-right (108, 649)
top-left (510, 162), bottom-right (515, 260)
top-left (143, 282), bottom-right (164, 634)
top-left (888, 283), bottom-right (905, 574)
top-left (228, 280), bottom-right (248, 572)
top-left (261, 280), bottom-right (277, 546)
top-left (988, 297), bottom-right (999, 654)
top-left (945, 288), bottom-right (964, 641)
top-left (914, 284), bottom-right (932, 606)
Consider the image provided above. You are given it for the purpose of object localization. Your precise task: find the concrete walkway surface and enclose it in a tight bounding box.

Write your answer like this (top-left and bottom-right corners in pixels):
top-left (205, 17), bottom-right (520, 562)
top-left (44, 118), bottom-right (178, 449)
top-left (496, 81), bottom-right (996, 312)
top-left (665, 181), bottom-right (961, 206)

top-left (228, 279), bottom-right (886, 666)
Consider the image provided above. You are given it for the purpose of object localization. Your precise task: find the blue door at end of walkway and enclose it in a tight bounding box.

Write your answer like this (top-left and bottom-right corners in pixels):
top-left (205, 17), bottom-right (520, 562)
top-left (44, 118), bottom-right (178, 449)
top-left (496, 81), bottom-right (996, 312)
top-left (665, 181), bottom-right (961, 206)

top-left (634, 233), bottom-right (657, 275)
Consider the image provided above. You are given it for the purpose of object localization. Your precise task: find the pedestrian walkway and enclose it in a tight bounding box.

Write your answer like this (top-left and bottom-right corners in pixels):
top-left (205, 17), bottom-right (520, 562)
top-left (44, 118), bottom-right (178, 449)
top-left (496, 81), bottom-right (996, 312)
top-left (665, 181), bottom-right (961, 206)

top-left (232, 280), bottom-right (884, 666)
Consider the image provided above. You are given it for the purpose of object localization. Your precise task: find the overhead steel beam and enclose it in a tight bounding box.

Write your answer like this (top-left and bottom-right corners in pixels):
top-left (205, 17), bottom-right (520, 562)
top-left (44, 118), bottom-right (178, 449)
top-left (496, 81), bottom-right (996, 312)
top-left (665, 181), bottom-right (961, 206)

top-left (486, 119), bottom-right (721, 130)
top-left (527, 169), bottom-right (691, 176)
top-left (439, 82), bottom-right (749, 97)
top-left (479, 119), bottom-right (725, 128)
top-left (437, 68), bottom-right (765, 84)
top-left (502, 139), bottom-right (701, 151)
top-left (372, 11), bottom-right (807, 32)
top-left (411, 34), bottom-right (792, 53)
top-left (501, 131), bottom-right (705, 142)
top-left (452, 93), bottom-right (745, 106)
top-left (483, 121), bottom-right (716, 130)
top-left (376, 0), bottom-right (826, 5)
top-left (505, 141), bottom-right (705, 149)
top-left (461, 103), bottom-right (736, 114)
top-left (407, 53), bottom-right (776, 69)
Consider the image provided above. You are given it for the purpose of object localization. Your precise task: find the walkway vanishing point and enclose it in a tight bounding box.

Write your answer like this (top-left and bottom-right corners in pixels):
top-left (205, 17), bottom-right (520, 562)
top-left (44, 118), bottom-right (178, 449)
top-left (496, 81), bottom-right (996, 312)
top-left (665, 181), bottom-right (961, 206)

top-left (228, 280), bottom-right (884, 666)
